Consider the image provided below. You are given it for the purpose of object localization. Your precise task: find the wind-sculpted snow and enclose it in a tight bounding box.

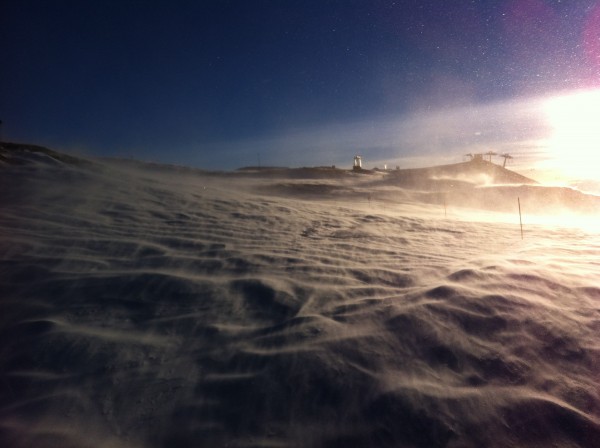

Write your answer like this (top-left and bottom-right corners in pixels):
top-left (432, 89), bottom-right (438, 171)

top-left (1, 154), bottom-right (600, 447)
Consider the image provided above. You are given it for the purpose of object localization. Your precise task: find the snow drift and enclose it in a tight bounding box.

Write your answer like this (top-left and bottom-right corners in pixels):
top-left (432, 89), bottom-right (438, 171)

top-left (1, 145), bottom-right (600, 447)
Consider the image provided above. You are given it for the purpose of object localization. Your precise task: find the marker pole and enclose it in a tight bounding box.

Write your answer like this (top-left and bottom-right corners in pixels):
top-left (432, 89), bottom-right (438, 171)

top-left (518, 197), bottom-right (523, 240)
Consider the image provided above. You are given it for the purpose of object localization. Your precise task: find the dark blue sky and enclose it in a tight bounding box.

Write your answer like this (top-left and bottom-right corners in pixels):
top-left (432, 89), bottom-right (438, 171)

top-left (2, 0), bottom-right (599, 169)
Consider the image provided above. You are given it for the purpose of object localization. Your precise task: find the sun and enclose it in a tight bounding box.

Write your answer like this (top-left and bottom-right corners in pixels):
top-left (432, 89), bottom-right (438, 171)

top-left (543, 89), bottom-right (600, 180)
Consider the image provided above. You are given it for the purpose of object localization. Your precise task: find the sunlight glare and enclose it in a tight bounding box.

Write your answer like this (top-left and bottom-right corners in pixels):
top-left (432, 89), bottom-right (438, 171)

top-left (543, 90), bottom-right (600, 180)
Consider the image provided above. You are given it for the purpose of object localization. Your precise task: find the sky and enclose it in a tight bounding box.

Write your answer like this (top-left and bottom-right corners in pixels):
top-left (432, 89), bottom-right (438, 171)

top-left (2, 0), bottom-right (600, 177)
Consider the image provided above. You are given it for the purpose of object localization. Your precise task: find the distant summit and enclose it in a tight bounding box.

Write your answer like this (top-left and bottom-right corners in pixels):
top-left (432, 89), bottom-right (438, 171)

top-left (2, 142), bottom-right (597, 214)
top-left (384, 158), bottom-right (537, 188)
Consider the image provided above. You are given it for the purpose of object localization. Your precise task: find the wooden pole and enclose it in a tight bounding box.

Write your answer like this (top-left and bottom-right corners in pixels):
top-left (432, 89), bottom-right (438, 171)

top-left (518, 197), bottom-right (523, 240)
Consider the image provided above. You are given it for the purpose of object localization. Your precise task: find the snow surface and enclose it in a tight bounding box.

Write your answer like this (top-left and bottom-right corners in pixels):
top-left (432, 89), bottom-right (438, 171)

top-left (1, 153), bottom-right (600, 447)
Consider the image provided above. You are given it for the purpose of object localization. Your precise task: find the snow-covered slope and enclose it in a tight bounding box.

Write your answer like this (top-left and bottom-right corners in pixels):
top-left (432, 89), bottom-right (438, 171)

top-left (1, 148), bottom-right (600, 447)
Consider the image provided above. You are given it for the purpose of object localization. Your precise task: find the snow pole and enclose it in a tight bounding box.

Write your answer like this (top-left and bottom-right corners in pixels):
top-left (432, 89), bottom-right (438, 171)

top-left (518, 197), bottom-right (523, 240)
